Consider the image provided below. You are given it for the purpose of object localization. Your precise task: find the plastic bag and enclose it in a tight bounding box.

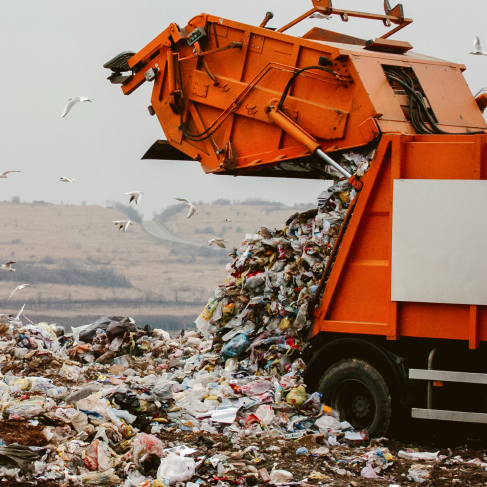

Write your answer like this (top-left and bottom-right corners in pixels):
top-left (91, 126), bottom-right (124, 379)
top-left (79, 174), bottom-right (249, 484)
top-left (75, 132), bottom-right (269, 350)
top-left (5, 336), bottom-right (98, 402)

top-left (255, 405), bottom-right (274, 425)
top-left (286, 385), bottom-right (307, 407)
top-left (0, 444), bottom-right (42, 472)
top-left (6, 397), bottom-right (55, 419)
top-left (76, 393), bottom-right (109, 421)
top-left (221, 334), bottom-right (250, 359)
top-left (315, 414), bottom-right (341, 431)
top-left (122, 471), bottom-right (148, 487)
top-left (29, 377), bottom-right (56, 393)
top-left (81, 469), bottom-right (122, 485)
top-left (361, 466), bottom-right (379, 479)
top-left (399, 450), bottom-right (439, 462)
top-left (269, 467), bottom-right (293, 483)
top-left (408, 465), bottom-right (430, 483)
top-left (242, 379), bottom-right (273, 396)
top-left (59, 363), bottom-right (81, 382)
top-left (107, 406), bottom-right (136, 424)
top-left (51, 407), bottom-right (89, 433)
top-left (153, 380), bottom-right (175, 400)
top-left (157, 453), bottom-right (195, 485)
top-left (194, 315), bottom-right (210, 339)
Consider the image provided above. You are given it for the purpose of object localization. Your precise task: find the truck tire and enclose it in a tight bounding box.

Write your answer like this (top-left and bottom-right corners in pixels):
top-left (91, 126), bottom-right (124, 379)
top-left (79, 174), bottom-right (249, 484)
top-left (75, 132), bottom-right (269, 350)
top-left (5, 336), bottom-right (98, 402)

top-left (317, 358), bottom-right (391, 438)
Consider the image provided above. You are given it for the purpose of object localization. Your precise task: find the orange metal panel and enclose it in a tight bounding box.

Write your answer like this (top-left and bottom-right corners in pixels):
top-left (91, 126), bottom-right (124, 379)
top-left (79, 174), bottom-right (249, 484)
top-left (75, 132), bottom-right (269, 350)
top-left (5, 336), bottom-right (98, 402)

top-left (413, 64), bottom-right (486, 129)
top-left (403, 141), bottom-right (477, 180)
top-left (313, 134), bottom-right (487, 345)
top-left (399, 303), bottom-right (469, 340)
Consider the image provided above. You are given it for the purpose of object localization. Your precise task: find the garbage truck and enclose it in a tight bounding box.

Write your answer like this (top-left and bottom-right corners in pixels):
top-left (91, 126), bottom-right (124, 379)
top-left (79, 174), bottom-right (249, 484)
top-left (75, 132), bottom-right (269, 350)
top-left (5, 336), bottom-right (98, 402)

top-left (104, 0), bottom-right (487, 437)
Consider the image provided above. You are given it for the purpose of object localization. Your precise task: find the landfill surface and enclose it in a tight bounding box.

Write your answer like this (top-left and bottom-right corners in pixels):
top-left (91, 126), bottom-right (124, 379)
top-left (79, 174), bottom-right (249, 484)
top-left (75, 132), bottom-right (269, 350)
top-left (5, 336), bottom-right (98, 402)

top-left (0, 152), bottom-right (486, 486)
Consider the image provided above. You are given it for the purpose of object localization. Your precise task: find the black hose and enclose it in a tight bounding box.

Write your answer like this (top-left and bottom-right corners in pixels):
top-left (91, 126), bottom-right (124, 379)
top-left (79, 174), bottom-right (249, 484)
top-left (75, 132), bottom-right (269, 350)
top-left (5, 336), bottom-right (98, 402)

top-left (180, 64), bottom-right (343, 142)
top-left (277, 65), bottom-right (341, 110)
top-left (384, 69), bottom-right (484, 136)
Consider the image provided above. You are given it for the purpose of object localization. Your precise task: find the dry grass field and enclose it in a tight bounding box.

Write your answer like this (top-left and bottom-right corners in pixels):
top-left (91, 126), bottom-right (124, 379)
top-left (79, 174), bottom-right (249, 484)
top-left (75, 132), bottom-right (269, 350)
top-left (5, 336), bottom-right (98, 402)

top-left (157, 199), bottom-right (309, 248)
top-left (0, 200), bottom-right (310, 330)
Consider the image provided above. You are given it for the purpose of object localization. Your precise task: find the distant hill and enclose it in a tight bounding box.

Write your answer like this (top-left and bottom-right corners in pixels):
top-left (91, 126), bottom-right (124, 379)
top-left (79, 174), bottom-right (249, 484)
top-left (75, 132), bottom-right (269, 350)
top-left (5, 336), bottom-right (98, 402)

top-left (0, 200), bottom-right (311, 330)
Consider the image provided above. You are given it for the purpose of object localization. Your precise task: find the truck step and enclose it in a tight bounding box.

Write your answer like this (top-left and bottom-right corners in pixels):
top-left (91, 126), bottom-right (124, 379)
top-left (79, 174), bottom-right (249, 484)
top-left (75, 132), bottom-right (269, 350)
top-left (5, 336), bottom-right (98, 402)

top-left (412, 408), bottom-right (487, 423)
top-left (409, 369), bottom-right (487, 384)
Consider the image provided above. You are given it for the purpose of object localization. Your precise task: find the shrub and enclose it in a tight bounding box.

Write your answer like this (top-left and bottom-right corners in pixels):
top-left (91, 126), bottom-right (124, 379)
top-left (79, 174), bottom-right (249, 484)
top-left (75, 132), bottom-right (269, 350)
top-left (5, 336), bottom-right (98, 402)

top-left (195, 227), bottom-right (215, 234)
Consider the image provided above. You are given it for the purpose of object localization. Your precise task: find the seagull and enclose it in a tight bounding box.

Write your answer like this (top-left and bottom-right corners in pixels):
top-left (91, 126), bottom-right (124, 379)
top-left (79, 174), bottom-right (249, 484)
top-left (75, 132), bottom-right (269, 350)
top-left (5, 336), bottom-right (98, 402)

top-left (0, 262), bottom-right (15, 272)
top-left (208, 238), bottom-right (230, 248)
top-left (309, 13), bottom-right (331, 19)
top-left (225, 218), bottom-right (233, 222)
top-left (470, 37), bottom-right (487, 56)
top-left (60, 177), bottom-right (75, 183)
top-left (0, 171), bottom-right (20, 179)
top-left (61, 96), bottom-right (92, 118)
top-left (8, 284), bottom-right (34, 302)
top-left (175, 198), bottom-right (197, 218)
top-left (113, 220), bottom-right (133, 232)
top-left (126, 191), bottom-right (143, 205)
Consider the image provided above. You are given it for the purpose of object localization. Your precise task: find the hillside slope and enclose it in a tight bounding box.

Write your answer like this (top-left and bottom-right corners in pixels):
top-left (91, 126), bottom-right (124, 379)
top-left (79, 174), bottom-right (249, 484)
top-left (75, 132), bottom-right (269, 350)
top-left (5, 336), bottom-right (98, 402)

top-left (0, 200), bottom-right (308, 329)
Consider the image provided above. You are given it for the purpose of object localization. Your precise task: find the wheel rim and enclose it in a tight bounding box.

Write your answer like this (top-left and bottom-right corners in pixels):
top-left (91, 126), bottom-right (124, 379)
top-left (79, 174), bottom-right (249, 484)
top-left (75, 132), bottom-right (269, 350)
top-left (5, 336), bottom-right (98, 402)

top-left (331, 379), bottom-right (375, 431)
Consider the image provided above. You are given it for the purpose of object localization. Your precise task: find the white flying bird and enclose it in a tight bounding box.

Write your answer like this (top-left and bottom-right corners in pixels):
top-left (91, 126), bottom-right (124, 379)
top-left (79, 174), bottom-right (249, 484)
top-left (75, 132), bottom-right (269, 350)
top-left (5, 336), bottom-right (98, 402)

top-left (60, 177), bottom-right (75, 183)
top-left (208, 238), bottom-right (230, 248)
top-left (175, 198), bottom-right (197, 218)
top-left (113, 220), bottom-right (133, 232)
top-left (61, 96), bottom-right (92, 118)
top-left (225, 218), bottom-right (233, 222)
top-left (0, 171), bottom-right (20, 179)
top-left (309, 13), bottom-right (331, 19)
top-left (126, 191), bottom-right (143, 205)
top-left (1, 261), bottom-right (15, 272)
top-left (8, 284), bottom-right (34, 302)
top-left (470, 36), bottom-right (487, 55)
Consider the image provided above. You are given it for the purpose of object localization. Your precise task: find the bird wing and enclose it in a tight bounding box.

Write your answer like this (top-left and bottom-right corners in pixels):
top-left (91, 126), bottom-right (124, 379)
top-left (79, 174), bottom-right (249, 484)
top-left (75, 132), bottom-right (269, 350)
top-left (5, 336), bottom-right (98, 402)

top-left (5, 262), bottom-right (15, 265)
top-left (130, 195), bottom-right (135, 203)
top-left (61, 98), bottom-right (79, 118)
top-left (175, 198), bottom-right (191, 206)
top-left (7, 286), bottom-right (19, 301)
top-left (187, 206), bottom-right (196, 218)
top-left (474, 36), bottom-right (482, 51)
top-left (135, 194), bottom-right (142, 204)
top-left (15, 304), bottom-right (25, 321)
top-left (125, 192), bottom-right (134, 195)
top-left (208, 240), bottom-right (214, 246)
top-left (216, 242), bottom-right (226, 248)
top-left (2, 171), bottom-right (20, 176)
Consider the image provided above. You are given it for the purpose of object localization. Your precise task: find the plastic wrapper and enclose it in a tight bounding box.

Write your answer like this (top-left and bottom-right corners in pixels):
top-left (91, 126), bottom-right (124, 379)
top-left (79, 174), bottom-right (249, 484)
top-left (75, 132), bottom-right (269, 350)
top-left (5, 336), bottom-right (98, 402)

top-left (6, 397), bottom-right (55, 419)
top-left (81, 469), bottom-right (122, 485)
top-left (157, 453), bottom-right (195, 485)
top-left (242, 379), bottom-right (273, 396)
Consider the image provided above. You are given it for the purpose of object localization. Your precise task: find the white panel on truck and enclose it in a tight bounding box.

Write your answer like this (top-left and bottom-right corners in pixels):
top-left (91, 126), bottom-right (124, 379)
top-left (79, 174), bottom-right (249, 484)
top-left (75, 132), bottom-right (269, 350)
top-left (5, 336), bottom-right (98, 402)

top-left (392, 179), bottom-right (487, 305)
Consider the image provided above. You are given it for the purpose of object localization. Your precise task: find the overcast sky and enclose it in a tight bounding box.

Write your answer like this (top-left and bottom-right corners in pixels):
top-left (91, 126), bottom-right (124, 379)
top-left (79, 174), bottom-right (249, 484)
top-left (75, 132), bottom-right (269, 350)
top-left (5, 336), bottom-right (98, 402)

top-left (0, 1), bottom-right (485, 218)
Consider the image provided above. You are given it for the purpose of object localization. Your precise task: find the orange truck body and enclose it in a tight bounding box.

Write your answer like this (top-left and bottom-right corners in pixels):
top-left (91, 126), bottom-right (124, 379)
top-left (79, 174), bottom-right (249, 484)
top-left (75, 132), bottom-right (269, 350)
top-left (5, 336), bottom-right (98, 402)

top-left (108, 1), bottom-right (487, 431)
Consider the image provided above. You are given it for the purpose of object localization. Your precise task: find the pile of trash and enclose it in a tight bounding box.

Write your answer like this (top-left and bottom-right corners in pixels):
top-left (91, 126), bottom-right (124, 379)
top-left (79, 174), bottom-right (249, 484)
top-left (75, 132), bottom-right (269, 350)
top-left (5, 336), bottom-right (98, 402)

top-left (0, 318), bottom-right (486, 486)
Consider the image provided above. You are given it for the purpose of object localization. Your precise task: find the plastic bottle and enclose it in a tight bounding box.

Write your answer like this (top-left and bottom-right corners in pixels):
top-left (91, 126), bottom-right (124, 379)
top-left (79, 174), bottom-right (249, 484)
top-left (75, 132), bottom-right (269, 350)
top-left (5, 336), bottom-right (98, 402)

top-left (274, 382), bottom-right (284, 405)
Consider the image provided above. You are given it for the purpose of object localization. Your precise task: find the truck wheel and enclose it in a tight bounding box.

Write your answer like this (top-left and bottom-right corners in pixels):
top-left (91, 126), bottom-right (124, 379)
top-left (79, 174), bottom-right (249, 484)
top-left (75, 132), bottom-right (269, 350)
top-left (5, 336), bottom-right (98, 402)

top-left (317, 358), bottom-right (391, 438)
